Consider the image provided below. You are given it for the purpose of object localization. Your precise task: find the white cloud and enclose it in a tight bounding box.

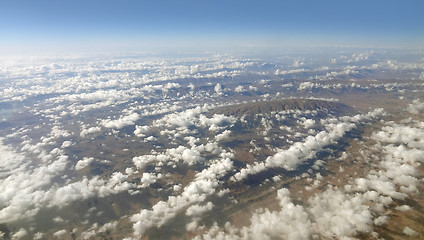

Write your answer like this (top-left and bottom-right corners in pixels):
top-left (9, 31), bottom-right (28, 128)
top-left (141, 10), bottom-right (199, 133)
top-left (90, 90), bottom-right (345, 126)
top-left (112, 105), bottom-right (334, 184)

top-left (134, 125), bottom-right (151, 137)
top-left (234, 86), bottom-right (245, 93)
top-left (51, 172), bottom-right (133, 206)
top-left (33, 232), bottom-right (43, 240)
top-left (11, 228), bottom-right (27, 240)
top-left (395, 205), bottom-right (412, 211)
top-left (61, 140), bottom-right (73, 148)
top-left (98, 221), bottom-right (118, 233)
top-left (186, 202), bottom-right (214, 217)
top-left (214, 83), bottom-right (223, 95)
top-left (302, 119), bottom-right (315, 129)
top-left (233, 118), bottom-right (361, 181)
top-left (53, 229), bottom-right (67, 238)
top-left (75, 157), bottom-right (94, 170)
top-left (80, 126), bottom-right (101, 137)
top-left (140, 172), bottom-right (161, 188)
top-left (215, 130), bottom-right (231, 141)
top-left (0, 154), bottom-right (69, 223)
top-left (195, 188), bottom-right (312, 240)
top-left (403, 227), bottom-right (419, 237)
top-left (102, 112), bottom-right (139, 129)
top-left (308, 188), bottom-right (373, 238)
top-left (131, 157), bottom-right (233, 237)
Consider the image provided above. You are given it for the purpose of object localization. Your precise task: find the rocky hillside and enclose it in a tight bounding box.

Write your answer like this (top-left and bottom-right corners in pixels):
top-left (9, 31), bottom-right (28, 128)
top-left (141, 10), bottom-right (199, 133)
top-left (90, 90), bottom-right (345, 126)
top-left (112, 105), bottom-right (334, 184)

top-left (210, 98), bottom-right (356, 117)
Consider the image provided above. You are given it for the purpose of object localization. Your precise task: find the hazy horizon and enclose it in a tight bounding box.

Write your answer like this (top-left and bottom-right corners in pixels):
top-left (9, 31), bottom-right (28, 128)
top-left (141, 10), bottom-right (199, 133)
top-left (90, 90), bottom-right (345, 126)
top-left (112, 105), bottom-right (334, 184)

top-left (1, 0), bottom-right (423, 55)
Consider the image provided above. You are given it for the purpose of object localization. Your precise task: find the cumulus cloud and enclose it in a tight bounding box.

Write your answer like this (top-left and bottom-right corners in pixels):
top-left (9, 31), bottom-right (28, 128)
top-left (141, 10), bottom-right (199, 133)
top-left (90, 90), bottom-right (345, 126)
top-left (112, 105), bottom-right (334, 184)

top-left (195, 188), bottom-right (311, 240)
top-left (186, 202), bottom-right (214, 217)
top-left (134, 125), bottom-right (151, 137)
top-left (298, 81), bottom-right (316, 90)
top-left (2, 51), bottom-right (423, 239)
top-left (0, 154), bottom-right (69, 223)
top-left (215, 130), bottom-right (231, 141)
top-left (140, 172), bottom-right (161, 188)
top-left (132, 144), bottom-right (208, 169)
top-left (102, 112), bottom-right (139, 129)
top-left (233, 121), bottom-right (357, 181)
top-left (308, 188), bottom-right (373, 238)
top-left (155, 105), bottom-right (213, 129)
top-left (80, 126), bottom-right (101, 137)
top-left (234, 108), bottom-right (385, 181)
top-left (11, 228), bottom-right (27, 240)
top-left (98, 221), bottom-right (118, 233)
top-left (131, 157), bottom-right (233, 237)
top-left (403, 227), bottom-right (419, 237)
top-left (234, 86), bottom-right (245, 93)
top-left (214, 83), bottom-right (223, 95)
top-left (365, 122), bottom-right (424, 197)
top-left (301, 118), bottom-right (315, 129)
top-left (0, 138), bottom-right (134, 224)
top-left (53, 229), bottom-right (67, 238)
top-left (75, 157), bottom-right (94, 170)
top-left (196, 185), bottom-right (388, 240)
top-left (51, 172), bottom-right (133, 206)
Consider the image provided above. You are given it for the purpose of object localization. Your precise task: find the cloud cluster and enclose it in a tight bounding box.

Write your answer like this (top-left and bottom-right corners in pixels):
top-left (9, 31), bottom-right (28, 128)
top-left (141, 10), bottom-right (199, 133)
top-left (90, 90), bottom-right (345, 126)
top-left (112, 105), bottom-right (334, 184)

top-left (132, 143), bottom-right (214, 168)
top-left (102, 112), bottom-right (140, 129)
top-left (195, 187), bottom-right (373, 240)
top-left (197, 109), bottom-right (424, 239)
top-left (196, 117), bottom-right (424, 239)
top-left (232, 117), bottom-right (361, 181)
top-left (0, 139), bottom-right (136, 224)
top-left (75, 157), bottom-right (94, 170)
top-left (131, 156), bottom-right (234, 237)
top-left (407, 99), bottom-right (424, 114)
top-left (1, 51), bottom-right (423, 239)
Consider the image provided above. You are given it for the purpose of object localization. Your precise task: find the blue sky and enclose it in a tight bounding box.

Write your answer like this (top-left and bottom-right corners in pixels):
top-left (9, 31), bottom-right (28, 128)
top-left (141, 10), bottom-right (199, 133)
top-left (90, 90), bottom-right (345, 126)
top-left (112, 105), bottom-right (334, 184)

top-left (0, 0), bottom-right (423, 53)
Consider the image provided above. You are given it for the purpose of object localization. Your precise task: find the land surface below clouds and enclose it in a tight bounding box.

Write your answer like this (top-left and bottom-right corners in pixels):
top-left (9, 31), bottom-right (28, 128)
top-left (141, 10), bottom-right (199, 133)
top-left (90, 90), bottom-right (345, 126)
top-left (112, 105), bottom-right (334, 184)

top-left (0, 50), bottom-right (423, 239)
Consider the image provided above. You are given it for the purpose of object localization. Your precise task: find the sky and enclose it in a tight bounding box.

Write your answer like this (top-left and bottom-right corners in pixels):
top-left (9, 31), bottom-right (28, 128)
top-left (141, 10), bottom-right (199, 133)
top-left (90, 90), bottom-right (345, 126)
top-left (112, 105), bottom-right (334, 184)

top-left (0, 0), bottom-right (423, 54)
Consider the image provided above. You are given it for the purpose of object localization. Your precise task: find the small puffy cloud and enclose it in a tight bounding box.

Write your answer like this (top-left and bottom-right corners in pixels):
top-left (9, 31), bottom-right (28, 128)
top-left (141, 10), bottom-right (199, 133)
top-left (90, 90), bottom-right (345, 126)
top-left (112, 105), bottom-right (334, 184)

top-left (102, 112), bottom-right (139, 129)
top-left (298, 81), bottom-right (316, 90)
top-left (215, 130), bottom-right (231, 141)
top-left (403, 227), bottom-right (419, 237)
top-left (214, 83), bottom-right (223, 95)
top-left (61, 141), bottom-right (73, 148)
top-left (144, 136), bottom-right (157, 142)
top-left (11, 228), bottom-right (27, 240)
top-left (80, 126), bottom-right (101, 137)
top-left (373, 216), bottom-right (388, 226)
top-left (302, 119), bottom-right (315, 129)
top-left (199, 114), bottom-right (236, 128)
top-left (407, 99), bottom-right (424, 114)
top-left (53, 229), bottom-right (67, 238)
top-left (53, 216), bottom-right (65, 223)
top-left (98, 221), bottom-right (118, 233)
top-left (75, 157), bottom-right (94, 170)
top-left (33, 232), bottom-right (43, 240)
top-left (234, 86), bottom-right (245, 93)
top-left (395, 205), bottom-right (412, 211)
top-left (181, 148), bottom-right (204, 165)
top-left (140, 172), bottom-right (160, 188)
top-left (186, 202), bottom-right (214, 217)
top-left (346, 51), bottom-right (373, 63)
top-left (134, 125), bottom-right (151, 137)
